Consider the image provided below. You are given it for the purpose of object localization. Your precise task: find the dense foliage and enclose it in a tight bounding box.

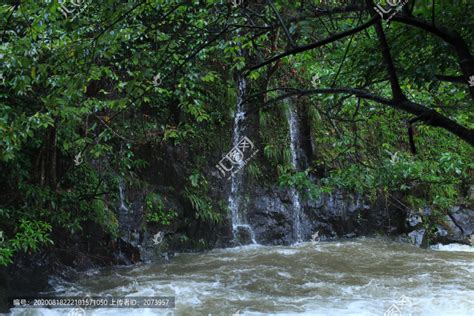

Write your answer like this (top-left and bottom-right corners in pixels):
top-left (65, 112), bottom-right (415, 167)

top-left (0, 0), bottom-right (473, 265)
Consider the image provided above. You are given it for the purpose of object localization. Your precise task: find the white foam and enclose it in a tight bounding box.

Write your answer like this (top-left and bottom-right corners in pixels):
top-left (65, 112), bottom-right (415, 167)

top-left (277, 271), bottom-right (292, 278)
top-left (431, 243), bottom-right (474, 252)
top-left (274, 249), bottom-right (299, 256)
top-left (13, 238), bottom-right (473, 316)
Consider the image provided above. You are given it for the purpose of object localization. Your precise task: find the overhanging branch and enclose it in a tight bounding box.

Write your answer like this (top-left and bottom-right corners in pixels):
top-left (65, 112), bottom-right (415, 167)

top-left (247, 87), bottom-right (474, 146)
top-left (391, 14), bottom-right (474, 98)
top-left (245, 14), bottom-right (381, 72)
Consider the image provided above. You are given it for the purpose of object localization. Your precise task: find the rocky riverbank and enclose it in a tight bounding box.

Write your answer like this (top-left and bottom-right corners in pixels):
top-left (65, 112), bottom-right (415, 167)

top-left (1, 142), bottom-right (473, 313)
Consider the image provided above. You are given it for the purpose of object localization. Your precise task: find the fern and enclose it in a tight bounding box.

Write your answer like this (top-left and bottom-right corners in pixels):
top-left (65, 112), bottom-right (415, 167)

top-left (184, 189), bottom-right (221, 223)
top-left (247, 162), bottom-right (263, 180)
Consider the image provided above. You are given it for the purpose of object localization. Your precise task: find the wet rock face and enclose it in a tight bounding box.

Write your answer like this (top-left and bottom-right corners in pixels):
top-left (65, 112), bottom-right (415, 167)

top-left (248, 188), bottom-right (295, 245)
top-left (0, 252), bottom-right (55, 312)
top-left (406, 213), bottom-right (423, 228)
top-left (233, 225), bottom-right (255, 245)
top-left (449, 206), bottom-right (474, 237)
top-left (0, 221), bottom-right (135, 312)
top-left (434, 206), bottom-right (474, 245)
top-left (467, 185), bottom-right (474, 203)
top-left (246, 186), bottom-right (403, 245)
top-left (435, 225), bottom-right (449, 238)
top-left (305, 192), bottom-right (374, 239)
top-left (408, 229), bottom-right (426, 247)
top-left (127, 143), bottom-right (406, 249)
top-left (403, 212), bottom-right (426, 247)
top-left (118, 143), bottom-right (232, 260)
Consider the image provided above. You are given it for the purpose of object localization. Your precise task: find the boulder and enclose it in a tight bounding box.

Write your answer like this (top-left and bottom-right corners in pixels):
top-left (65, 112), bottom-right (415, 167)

top-left (408, 229), bottom-right (426, 247)
top-left (433, 206), bottom-right (474, 245)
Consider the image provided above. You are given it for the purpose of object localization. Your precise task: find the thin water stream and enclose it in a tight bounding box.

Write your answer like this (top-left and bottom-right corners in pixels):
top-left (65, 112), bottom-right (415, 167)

top-left (228, 76), bottom-right (256, 244)
top-left (286, 101), bottom-right (304, 242)
top-left (8, 238), bottom-right (474, 315)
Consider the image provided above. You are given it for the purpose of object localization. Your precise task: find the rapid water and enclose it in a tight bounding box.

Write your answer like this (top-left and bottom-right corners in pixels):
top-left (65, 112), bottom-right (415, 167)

top-left (286, 101), bottom-right (303, 242)
top-left (8, 238), bottom-right (474, 315)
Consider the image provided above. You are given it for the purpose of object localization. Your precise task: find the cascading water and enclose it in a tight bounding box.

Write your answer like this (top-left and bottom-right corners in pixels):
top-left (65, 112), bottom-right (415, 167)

top-left (286, 100), bottom-right (304, 242)
top-left (116, 180), bottom-right (138, 264)
top-left (118, 181), bottom-right (128, 213)
top-left (228, 75), bottom-right (256, 245)
top-left (116, 181), bottom-right (129, 262)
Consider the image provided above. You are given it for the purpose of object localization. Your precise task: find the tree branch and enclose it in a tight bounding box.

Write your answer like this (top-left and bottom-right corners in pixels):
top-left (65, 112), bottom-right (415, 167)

top-left (268, 0), bottom-right (296, 49)
top-left (245, 14), bottom-right (381, 72)
top-left (391, 14), bottom-right (474, 98)
top-left (247, 87), bottom-right (474, 146)
top-left (368, 0), bottom-right (406, 101)
top-left (435, 74), bottom-right (465, 84)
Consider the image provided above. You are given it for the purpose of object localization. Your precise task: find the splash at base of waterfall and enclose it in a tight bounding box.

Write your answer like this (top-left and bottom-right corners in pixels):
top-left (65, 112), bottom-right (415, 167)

top-left (233, 224), bottom-right (257, 245)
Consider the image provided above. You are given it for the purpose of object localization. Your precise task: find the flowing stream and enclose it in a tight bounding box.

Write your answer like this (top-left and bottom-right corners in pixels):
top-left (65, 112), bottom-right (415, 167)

top-left (9, 238), bottom-right (474, 315)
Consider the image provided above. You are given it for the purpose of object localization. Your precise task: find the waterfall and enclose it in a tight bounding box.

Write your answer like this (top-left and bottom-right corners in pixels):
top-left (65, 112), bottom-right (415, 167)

top-left (118, 181), bottom-right (128, 213)
top-left (228, 76), bottom-right (256, 245)
top-left (286, 100), bottom-right (304, 242)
